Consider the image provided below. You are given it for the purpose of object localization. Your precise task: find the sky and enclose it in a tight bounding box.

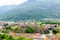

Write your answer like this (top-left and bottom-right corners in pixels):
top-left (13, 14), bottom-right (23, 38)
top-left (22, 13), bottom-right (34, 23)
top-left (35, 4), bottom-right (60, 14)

top-left (0, 0), bottom-right (28, 6)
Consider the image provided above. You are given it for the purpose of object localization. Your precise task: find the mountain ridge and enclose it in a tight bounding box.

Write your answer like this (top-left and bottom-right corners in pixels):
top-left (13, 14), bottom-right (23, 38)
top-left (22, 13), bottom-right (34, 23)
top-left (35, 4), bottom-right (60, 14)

top-left (0, 0), bottom-right (60, 21)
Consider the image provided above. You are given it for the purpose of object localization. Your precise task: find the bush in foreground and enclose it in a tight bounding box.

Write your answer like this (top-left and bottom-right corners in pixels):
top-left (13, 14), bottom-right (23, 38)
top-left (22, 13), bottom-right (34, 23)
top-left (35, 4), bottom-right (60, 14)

top-left (25, 27), bottom-right (35, 33)
top-left (52, 27), bottom-right (60, 34)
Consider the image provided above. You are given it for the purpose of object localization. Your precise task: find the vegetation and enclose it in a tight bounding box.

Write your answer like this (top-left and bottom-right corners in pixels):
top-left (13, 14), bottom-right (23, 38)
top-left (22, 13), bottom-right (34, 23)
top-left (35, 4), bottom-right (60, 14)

top-left (27, 38), bottom-right (33, 40)
top-left (1, 22), bottom-right (50, 34)
top-left (42, 19), bottom-right (60, 24)
top-left (18, 36), bottom-right (26, 40)
top-left (37, 22), bottom-right (43, 28)
top-left (25, 27), bottom-right (35, 33)
top-left (0, 33), bottom-right (14, 40)
top-left (0, 33), bottom-right (33, 40)
top-left (1, 0), bottom-right (60, 21)
top-left (52, 27), bottom-right (60, 34)
top-left (2, 29), bottom-right (8, 33)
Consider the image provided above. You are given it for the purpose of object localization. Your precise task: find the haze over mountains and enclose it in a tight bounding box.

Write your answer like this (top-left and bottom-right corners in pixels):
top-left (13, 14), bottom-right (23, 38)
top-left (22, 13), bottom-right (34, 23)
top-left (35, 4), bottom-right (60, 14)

top-left (0, 0), bottom-right (60, 21)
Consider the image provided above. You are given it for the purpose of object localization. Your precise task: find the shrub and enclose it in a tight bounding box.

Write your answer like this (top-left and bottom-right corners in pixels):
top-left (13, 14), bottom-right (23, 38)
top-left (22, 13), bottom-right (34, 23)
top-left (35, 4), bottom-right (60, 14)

top-left (0, 33), bottom-right (14, 40)
top-left (2, 29), bottom-right (8, 33)
top-left (0, 33), bottom-right (8, 39)
top-left (25, 27), bottom-right (35, 33)
top-left (37, 22), bottom-right (43, 28)
top-left (52, 27), bottom-right (60, 34)
top-left (4, 35), bottom-right (14, 40)
top-left (27, 38), bottom-right (33, 40)
top-left (18, 36), bottom-right (26, 40)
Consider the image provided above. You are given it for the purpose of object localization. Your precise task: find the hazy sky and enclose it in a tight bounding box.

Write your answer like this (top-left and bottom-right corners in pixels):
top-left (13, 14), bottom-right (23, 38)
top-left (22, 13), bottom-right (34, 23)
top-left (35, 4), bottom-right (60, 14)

top-left (0, 0), bottom-right (28, 6)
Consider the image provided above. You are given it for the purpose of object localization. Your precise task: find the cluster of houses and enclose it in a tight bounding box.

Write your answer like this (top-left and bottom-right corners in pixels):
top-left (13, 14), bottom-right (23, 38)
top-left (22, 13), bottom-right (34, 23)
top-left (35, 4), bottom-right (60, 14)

top-left (0, 21), bottom-right (59, 32)
top-left (0, 21), bottom-right (60, 40)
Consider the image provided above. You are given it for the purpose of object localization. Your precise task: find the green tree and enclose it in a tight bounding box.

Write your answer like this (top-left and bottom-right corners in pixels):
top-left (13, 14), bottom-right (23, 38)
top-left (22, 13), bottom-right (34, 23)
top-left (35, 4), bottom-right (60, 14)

top-left (27, 38), bottom-right (33, 40)
top-left (52, 27), bottom-right (60, 34)
top-left (18, 36), bottom-right (26, 40)
top-left (4, 35), bottom-right (14, 40)
top-left (2, 29), bottom-right (8, 33)
top-left (25, 27), bottom-right (35, 33)
top-left (0, 33), bottom-right (8, 40)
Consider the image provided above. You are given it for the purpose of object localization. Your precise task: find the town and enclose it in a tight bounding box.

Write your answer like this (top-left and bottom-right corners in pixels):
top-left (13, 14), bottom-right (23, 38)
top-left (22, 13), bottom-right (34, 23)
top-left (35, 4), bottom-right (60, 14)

top-left (0, 20), bottom-right (60, 40)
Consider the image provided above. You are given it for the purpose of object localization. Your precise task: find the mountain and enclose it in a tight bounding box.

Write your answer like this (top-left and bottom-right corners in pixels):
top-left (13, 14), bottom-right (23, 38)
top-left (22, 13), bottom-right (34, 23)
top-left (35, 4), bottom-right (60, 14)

top-left (0, 5), bottom-right (17, 14)
top-left (0, 0), bottom-right (60, 21)
top-left (0, 5), bottom-right (17, 19)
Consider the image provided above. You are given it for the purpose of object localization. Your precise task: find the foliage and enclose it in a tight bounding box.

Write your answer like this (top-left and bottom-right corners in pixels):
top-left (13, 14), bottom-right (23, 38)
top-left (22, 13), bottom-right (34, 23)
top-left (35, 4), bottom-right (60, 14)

top-left (52, 27), bottom-right (60, 34)
top-left (0, 33), bottom-right (14, 40)
top-left (25, 27), bottom-right (35, 33)
top-left (18, 36), bottom-right (26, 40)
top-left (0, 33), bottom-right (8, 39)
top-left (2, 29), bottom-right (8, 33)
top-left (10, 25), bottom-right (20, 33)
top-left (0, 33), bottom-right (33, 40)
top-left (4, 35), bottom-right (14, 40)
top-left (37, 22), bottom-right (43, 28)
top-left (18, 36), bottom-right (33, 40)
top-left (42, 20), bottom-right (60, 24)
top-left (5, 26), bottom-right (11, 30)
top-left (56, 33), bottom-right (60, 36)
top-left (27, 38), bottom-right (33, 40)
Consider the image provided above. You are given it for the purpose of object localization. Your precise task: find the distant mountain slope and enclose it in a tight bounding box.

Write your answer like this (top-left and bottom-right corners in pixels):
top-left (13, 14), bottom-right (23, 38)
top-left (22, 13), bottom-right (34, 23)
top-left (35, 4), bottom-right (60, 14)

top-left (0, 5), bottom-right (17, 14)
top-left (0, 5), bottom-right (17, 19)
top-left (1, 0), bottom-right (60, 21)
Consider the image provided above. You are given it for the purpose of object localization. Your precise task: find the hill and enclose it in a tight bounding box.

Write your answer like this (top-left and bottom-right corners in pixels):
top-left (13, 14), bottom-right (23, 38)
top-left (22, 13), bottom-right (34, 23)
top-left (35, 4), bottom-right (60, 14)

top-left (0, 0), bottom-right (60, 21)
